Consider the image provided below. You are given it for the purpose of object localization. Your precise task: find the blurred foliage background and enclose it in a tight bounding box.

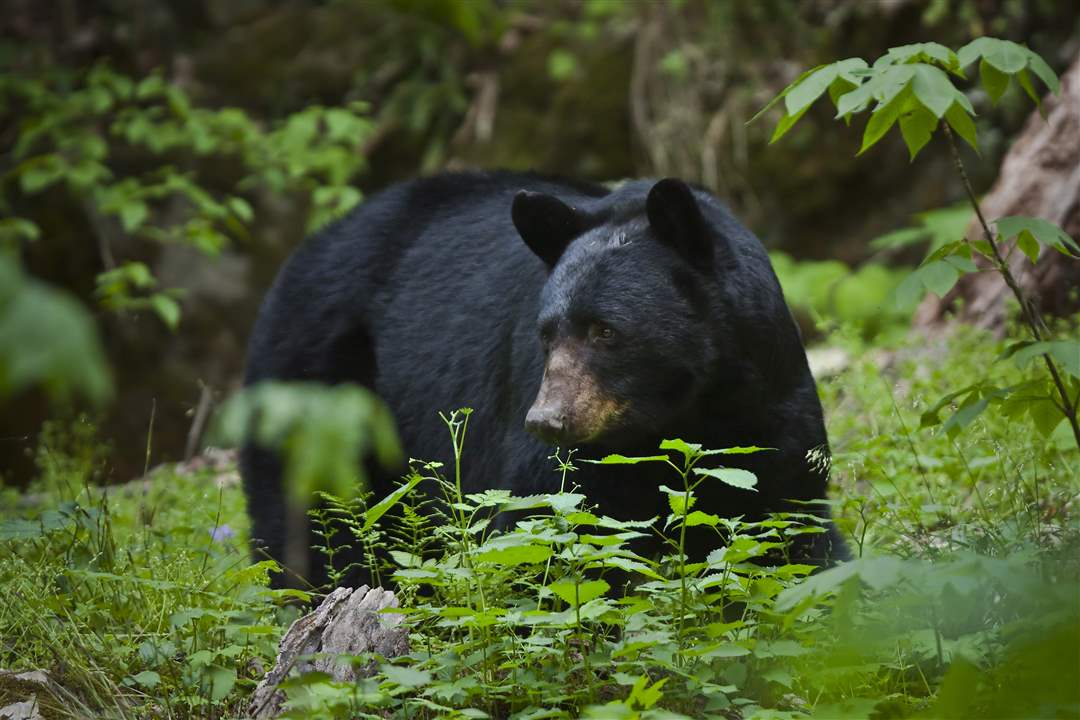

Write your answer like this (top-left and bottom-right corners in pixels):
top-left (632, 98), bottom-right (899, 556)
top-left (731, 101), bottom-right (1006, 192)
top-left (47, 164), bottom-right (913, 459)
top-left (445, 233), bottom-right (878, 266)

top-left (1, 0), bottom-right (1078, 484)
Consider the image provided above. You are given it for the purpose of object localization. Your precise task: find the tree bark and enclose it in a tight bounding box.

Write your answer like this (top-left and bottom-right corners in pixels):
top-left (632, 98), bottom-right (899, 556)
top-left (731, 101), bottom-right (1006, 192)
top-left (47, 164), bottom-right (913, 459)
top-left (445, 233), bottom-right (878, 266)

top-left (915, 51), bottom-right (1080, 333)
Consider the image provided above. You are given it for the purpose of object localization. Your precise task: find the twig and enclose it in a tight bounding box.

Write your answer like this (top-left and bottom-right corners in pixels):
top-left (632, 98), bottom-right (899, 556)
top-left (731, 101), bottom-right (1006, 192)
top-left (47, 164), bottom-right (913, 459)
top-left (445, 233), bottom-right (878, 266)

top-left (943, 124), bottom-right (1080, 450)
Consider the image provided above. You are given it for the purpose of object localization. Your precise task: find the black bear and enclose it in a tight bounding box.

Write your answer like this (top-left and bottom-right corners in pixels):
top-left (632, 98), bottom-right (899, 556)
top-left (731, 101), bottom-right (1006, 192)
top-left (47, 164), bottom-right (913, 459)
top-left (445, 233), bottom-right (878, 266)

top-left (241, 171), bottom-right (846, 586)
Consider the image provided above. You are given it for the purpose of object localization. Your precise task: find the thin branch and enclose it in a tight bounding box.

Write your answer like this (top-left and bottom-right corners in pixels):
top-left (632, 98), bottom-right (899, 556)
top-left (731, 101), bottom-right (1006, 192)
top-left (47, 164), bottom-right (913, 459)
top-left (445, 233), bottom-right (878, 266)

top-left (943, 124), bottom-right (1080, 450)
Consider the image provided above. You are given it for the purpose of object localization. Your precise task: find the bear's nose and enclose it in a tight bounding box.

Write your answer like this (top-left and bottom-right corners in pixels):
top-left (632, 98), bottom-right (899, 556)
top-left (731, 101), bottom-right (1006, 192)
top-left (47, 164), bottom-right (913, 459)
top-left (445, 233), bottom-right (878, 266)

top-left (525, 406), bottom-right (566, 444)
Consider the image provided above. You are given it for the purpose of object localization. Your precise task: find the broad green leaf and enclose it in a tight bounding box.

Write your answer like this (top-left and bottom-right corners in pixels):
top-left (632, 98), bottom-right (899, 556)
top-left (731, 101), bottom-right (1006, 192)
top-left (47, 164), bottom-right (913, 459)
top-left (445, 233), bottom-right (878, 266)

top-left (899, 105), bottom-right (937, 160)
top-left (382, 664), bottom-right (432, 688)
top-left (784, 65), bottom-right (839, 116)
top-left (149, 294), bottom-right (180, 331)
top-left (548, 579), bottom-right (609, 607)
top-left (943, 395), bottom-right (990, 435)
top-left (692, 467), bottom-right (758, 491)
top-left (945, 103), bottom-right (978, 151)
top-left (749, 64), bottom-right (827, 124)
top-left (206, 666), bottom-right (236, 702)
top-left (0, 218), bottom-right (41, 245)
top-left (912, 64), bottom-right (957, 118)
top-left (995, 216), bottom-right (1080, 256)
top-left (983, 40), bottom-right (1028, 74)
top-left (1016, 230), bottom-right (1040, 264)
top-left (362, 472), bottom-right (424, 531)
top-left (979, 59), bottom-right (1010, 103)
top-left (660, 438), bottom-right (702, 461)
top-left (474, 545), bottom-right (553, 566)
top-left (588, 453), bottom-right (669, 465)
top-left (1024, 48), bottom-right (1060, 94)
top-left (1012, 341), bottom-right (1080, 379)
top-left (684, 510), bottom-right (720, 527)
top-left (920, 260), bottom-right (960, 297)
top-left (128, 670), bottom-right (161, 689)
top-left (858, 86), bottom-right (910, 155)
top-left (704, 445), bottom-right (775, 455)
top-left (1015, 69), bottom-right (1044, 114)
top-left (119, 201), bottom-right (149, 233)
top-left (769, 104), bottom-right (811, 145)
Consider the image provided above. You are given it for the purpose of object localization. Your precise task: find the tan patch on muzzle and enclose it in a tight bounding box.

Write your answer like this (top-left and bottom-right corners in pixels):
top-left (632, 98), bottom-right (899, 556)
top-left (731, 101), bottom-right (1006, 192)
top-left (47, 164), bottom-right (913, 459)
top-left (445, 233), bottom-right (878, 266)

top-left (527, 344), bottom-right (626, 444)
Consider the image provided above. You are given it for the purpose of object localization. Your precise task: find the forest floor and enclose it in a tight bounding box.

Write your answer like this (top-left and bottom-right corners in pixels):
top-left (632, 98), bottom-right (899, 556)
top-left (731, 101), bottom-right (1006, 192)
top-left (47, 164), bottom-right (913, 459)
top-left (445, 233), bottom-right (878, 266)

top-left (1, 323), bottom-right (1078, 719)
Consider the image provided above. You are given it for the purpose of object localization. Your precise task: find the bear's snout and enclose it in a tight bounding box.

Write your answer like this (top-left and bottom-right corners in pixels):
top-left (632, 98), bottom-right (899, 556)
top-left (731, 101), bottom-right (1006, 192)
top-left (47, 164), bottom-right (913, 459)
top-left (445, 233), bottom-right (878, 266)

top-left (525, 404), bottom-right (567, 444)
top-left (526, 345), bottom-right (624, 446)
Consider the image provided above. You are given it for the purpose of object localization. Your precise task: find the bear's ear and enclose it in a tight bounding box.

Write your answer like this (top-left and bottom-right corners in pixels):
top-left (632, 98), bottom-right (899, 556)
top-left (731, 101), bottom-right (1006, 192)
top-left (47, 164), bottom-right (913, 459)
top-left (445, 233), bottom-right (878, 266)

top-left (512, 190), bottom-right (583, 267)
top-left (646, 178), bottom-right (713, 268)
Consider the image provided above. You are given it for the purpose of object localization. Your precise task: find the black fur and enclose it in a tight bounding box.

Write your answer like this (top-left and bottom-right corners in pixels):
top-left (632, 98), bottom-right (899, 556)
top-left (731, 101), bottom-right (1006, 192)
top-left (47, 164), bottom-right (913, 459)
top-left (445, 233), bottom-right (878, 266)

top-left (241, 170), bottom-right (847, 586)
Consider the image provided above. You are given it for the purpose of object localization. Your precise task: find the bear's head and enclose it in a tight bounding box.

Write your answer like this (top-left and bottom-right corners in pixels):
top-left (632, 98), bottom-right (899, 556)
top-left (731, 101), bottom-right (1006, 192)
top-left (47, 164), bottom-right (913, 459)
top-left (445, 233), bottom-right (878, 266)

top-left (513, 178), bottom-right (730, 448)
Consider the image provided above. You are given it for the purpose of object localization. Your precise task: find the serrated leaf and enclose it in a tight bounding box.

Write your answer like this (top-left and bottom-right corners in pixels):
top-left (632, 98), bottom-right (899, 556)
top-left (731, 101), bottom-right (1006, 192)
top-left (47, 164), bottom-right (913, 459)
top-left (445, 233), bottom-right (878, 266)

top-left (979, 59), bottom-right (1010, 103)
top-left (548, 579), bottom-right (609, 607)
top-left (588, 454), bottom-right (669, 465)
top-left (919, 260), bottom-right (960, 297)
top-left (945, 103), bottom-right (978, 151)
top-left (685, 510), bottom-right (720, 527)
top-left (474, 545), bottom-right (553, 566)
top-left (749, 64), bottom-right (827, 124)
top-left (1013, 341), bottom-right (1080, 379)
top-left (692, 467), bottom-right (758, 491)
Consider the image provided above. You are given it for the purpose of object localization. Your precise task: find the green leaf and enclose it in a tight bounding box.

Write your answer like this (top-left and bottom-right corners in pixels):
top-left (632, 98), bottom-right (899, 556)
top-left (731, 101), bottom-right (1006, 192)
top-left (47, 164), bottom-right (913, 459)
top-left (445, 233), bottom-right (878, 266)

top-left (995, 216), bottom-right (1080, 256)
top-left (858, 85), bottom-right (910, 155)
top-left (1024, 48), bottom-right (1060, 94)
top-left (899, 105), bottom-right (937, 160)
top-left (979, 59), bottom-right (1010, 103)
top-left (945, 103), bottom-right (979, 151)
top-left (911, 64), bottom-right (957, 118)
top-left (128, 670), bottom-right (161, 689)
top-left (1016, 230), bottom-right (1040, 264)
top-left (548, 579), bottom-right (609, 607)
top-left (588, 454), bottom-right (670, 465)
top-left (475, 545), bottom-right (553, 566)
top-left (362, 473), bottom-right (424, 531)
top-left (749, 64), bottom-right (828, 124)
top-left (382, 664), bottom-right (432, 688)
top-left (769, 104), bottom-right (811, 145)
top-left (785, 65), bottom-right (838, 116)
top-left (1013, 341), bottom-right (1080, 379)
top-left (206, 666), bottom-right (236, 702)
top-left (684, 510), bottom-right (720, 527)
top-left (692, 467), bottom-right (758, 491)
top-left (659, 438), bottom-right (701, 463)
top-left (920, 260), bottom-right (960, 297)
top-left (0, 218), bottom-right (41, 245)
top-left (149, 294), bottom-right (181, 331)
top-left (212, 382), bottom-right (402, 506)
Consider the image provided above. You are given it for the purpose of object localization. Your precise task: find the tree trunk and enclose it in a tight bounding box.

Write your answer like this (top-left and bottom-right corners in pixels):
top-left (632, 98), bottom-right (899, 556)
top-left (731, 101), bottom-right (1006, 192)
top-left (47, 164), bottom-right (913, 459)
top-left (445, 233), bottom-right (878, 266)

top-left (914, 51), bottom-right (1080, 333)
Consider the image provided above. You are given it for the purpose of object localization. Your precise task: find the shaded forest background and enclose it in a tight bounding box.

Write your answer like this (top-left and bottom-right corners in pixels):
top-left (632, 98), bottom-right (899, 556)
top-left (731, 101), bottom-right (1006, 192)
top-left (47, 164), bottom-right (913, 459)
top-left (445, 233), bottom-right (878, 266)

top-left (2, 0), bottom-right (1078, 483)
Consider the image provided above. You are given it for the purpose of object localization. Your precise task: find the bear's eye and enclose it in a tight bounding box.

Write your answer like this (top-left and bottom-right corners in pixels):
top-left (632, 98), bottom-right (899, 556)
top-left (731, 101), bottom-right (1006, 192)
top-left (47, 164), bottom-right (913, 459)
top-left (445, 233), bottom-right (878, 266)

top-left (589, 324), bottom-right (616, 344)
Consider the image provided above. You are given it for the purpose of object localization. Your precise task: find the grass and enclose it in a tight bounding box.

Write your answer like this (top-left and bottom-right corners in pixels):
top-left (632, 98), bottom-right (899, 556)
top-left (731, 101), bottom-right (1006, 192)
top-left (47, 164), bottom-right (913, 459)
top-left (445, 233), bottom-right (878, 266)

top-left (1, 321), bottom-right (1078, 718)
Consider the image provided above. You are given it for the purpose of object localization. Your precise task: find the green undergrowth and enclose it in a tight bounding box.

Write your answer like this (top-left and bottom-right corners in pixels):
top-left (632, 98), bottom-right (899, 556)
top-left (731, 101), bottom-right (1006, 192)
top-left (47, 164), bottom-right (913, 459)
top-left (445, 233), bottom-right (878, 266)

top-left (2, 322), bottom-right (1078, 719)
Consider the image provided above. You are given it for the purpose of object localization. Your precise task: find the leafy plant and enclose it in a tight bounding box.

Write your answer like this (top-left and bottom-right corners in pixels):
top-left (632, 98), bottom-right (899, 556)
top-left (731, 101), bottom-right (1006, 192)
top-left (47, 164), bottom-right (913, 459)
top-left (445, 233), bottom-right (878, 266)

top-left (753, 38), bottom-right (1080, 450)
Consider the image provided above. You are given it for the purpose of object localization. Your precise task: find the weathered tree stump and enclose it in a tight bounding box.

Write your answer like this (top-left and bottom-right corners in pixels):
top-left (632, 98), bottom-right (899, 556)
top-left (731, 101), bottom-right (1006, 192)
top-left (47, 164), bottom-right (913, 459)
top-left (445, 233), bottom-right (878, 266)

top-left (915, 51), bottom-right (1080, 334)
top-left (249, 586), bottom-right (409, 719)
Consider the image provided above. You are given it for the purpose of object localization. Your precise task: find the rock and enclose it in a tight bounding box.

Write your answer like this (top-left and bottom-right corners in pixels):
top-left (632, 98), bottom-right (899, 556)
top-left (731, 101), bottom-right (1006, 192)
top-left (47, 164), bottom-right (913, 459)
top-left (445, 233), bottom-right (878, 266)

top-left (248, 586), bottom-right (409, 719)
